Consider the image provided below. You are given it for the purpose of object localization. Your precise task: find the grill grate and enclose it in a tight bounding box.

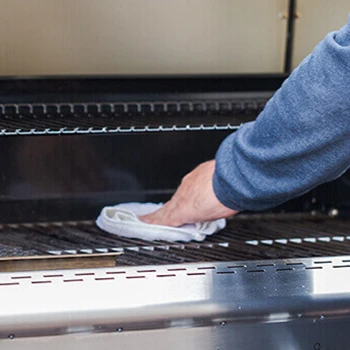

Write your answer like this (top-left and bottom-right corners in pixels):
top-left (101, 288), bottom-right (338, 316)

top-left (0, 214), bottom-right (349, 266)
top-left (0, 100), bottom-right (267, 136)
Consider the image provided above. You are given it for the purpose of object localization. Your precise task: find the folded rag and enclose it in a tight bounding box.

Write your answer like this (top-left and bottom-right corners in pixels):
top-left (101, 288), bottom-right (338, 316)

top-left (96, 202), bottom-right (226, 242)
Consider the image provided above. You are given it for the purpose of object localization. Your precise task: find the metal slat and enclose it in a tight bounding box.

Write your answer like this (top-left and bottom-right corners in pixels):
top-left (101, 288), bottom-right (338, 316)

top-left (0, 214), bottom-right (349, 265)
top-left (0, 99), bottom-right (267, 136)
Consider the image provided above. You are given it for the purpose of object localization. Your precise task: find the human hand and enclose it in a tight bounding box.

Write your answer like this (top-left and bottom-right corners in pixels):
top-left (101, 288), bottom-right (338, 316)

top-left (139, 160), bottom-right (238, 227)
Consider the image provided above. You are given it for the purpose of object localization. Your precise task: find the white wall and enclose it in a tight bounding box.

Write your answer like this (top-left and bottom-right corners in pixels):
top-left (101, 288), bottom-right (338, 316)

top-left (0, 0), bottom-right (288, 76)
top-left (0, 0), bottom-right (348, 76)
top-left (293, 0), bottom-right (349, 68)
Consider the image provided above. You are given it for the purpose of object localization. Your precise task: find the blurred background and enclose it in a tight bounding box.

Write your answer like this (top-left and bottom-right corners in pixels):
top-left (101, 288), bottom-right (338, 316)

top-left (0, 0), bottom-right (348, 76)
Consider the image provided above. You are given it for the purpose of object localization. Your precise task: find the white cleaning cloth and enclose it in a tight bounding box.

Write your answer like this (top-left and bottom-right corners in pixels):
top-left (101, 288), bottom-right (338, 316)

top-left (96, 202), bottom-right (226, 242)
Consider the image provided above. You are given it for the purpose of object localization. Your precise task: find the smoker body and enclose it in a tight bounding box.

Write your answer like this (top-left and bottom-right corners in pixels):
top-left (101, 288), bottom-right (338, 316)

top-left (0, 75), bottom-right (349, 349)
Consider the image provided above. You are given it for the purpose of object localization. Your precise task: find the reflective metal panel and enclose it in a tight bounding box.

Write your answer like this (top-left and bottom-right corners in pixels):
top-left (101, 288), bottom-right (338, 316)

top-left (2, 320), bottom-right (350, 350)
top-left (0, 256), bottom-right (350, 349)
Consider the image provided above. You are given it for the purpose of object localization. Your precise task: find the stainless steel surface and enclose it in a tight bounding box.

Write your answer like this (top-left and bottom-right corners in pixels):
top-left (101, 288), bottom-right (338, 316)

top-left (3, 321), bottom-right (350, 350)
top-left (0, 255), bottom-right (350, 349)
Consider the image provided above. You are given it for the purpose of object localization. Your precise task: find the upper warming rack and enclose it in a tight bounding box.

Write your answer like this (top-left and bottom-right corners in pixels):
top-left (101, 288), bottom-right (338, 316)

top-left (0, 99), bottom-right (268, 136)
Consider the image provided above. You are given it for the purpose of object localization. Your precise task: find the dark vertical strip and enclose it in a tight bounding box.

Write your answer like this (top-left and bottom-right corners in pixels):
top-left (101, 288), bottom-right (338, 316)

top-left (284, 0), bottom-right (296, 73)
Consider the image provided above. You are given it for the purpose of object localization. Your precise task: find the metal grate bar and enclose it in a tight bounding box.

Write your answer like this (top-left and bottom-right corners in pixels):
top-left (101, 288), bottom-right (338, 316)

top-left (0, 99), bottom-right (268, 136)
top-left (0, 214), bottom-right (349, 265)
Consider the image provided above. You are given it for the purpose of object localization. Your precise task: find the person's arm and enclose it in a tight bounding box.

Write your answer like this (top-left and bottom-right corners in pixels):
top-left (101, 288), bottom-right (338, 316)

top-left (213, 18), bottom-right (350, 211)
top-left (141, 18), bottom-right (350, 226)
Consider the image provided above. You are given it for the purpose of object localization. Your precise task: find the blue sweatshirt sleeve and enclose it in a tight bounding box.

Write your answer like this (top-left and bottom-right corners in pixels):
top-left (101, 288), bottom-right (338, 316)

top-left (213, 18), bottom-right (350, 211)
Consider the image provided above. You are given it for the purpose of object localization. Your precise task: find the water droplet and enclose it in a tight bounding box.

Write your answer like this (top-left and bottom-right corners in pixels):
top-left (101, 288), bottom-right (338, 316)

top-left (320, 315), bottom-right (325, 320)
top-left (117, 327), bottom-right (123, 333)
top-left (8, 334), bottom-right (15, 340)
top-left (220, 321), bottom-right (226, 326)
top-left (238, 306), bottom-right (242, 310)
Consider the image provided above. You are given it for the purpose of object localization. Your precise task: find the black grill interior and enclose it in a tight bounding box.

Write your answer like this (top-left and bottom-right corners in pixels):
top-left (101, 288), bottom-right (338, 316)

top-left (0, 214), bottom-right (349, 266)
top-left (1, 77), bottom-right (347, 269)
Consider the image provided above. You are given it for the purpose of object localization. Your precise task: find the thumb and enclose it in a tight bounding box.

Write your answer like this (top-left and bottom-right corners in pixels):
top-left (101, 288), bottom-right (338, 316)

top-left (139, 209), bottom-right (167, 225)
top-left (139, 207), bottom-right (184, 227)
top-left (138, 213), bottom-right (155, 224)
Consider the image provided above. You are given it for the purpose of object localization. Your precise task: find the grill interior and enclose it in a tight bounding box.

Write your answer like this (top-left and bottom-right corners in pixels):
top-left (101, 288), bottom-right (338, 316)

top-left (0, 213), bottom-right (349, 266)
top-left (1, 77), bottom-right (347, 272)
